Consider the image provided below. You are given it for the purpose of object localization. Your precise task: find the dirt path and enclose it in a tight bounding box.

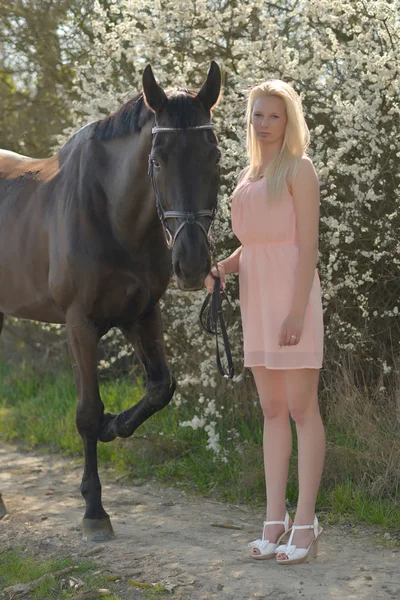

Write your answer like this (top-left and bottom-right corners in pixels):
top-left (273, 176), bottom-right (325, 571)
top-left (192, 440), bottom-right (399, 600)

top-left (1, 445), bottom-right (399, 600)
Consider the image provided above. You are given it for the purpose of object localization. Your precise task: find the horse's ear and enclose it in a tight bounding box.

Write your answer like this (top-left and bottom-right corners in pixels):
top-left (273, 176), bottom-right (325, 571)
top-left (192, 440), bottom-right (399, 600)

top-left (196, 61), bottom-right (221, 112)
top-left (142, 65), bottom-right (168, 113)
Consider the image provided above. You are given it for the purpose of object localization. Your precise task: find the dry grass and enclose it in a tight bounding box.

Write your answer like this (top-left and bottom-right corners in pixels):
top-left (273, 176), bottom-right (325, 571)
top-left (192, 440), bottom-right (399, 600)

top-left (321, 356), bottom-right (400, 499)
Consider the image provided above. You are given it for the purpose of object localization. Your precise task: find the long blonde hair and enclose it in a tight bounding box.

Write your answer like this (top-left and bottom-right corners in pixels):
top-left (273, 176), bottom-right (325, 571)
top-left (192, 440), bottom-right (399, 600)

top-left (243, 80), bottom-right (310, 198)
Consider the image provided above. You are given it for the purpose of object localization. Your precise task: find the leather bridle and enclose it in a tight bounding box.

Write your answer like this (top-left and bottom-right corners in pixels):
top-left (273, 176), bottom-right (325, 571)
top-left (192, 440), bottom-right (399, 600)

top-left (148, 123), bottom-right (234, 380)
top-left (148, 124), bottom-right (218, 250)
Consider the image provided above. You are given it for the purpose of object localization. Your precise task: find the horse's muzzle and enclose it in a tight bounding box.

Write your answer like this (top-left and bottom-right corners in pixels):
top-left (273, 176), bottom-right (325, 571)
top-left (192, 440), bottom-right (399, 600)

top-left (175, 275), bottom-right (206, 292)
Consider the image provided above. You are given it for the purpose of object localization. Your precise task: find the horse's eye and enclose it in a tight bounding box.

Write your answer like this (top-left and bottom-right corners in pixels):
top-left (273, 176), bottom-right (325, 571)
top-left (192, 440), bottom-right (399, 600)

top-left (151, 158), bottom-right (161, 169)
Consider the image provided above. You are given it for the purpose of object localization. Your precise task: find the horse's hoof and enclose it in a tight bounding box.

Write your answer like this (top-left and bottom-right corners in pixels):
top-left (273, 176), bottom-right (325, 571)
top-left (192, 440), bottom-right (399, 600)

top-left (82, 516), bottom-right (115, 542)
top-left (0, 494), bottom-right (7, 520)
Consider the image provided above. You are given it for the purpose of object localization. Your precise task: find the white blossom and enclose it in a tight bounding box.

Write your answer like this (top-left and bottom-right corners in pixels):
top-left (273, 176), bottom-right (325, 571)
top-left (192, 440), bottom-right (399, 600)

top-left (57, 0), bottom-right (400, 457)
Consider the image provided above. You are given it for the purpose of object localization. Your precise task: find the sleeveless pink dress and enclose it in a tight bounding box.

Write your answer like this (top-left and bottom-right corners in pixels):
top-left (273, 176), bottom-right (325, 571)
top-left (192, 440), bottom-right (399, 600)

top-left (231, 176), bottom-right (323, 369)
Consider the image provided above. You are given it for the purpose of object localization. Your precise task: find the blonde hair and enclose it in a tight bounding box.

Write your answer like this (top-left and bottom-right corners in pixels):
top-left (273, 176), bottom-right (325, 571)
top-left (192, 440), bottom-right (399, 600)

top-left (243, 80), bottom-right (310, 198)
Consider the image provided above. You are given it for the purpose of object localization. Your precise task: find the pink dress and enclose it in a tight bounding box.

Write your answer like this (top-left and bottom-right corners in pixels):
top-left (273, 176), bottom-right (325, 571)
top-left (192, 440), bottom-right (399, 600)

top-left (231, 176), bottom-right (323, 369)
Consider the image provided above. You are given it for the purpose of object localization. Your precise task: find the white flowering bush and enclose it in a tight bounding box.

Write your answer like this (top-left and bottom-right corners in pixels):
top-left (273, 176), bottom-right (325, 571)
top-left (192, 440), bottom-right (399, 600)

top-left (58, 0), bottom-right (400, 456)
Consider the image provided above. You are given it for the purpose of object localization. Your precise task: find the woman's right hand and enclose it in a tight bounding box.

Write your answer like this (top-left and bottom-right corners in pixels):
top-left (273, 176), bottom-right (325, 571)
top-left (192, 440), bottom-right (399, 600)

top-left (204, 263), bottom-right (226, 294)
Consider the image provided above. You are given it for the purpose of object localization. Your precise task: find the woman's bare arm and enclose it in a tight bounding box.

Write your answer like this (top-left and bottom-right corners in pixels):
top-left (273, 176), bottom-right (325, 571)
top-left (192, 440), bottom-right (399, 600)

top-left (219, 245), bottom-right (242, 274)
top-left (289, 156), bottom-right (320, 318)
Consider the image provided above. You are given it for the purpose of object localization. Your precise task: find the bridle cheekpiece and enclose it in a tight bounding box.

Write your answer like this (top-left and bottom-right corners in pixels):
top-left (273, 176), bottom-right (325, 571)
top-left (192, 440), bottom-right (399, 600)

top-left (148, 123), bottom-right (218, 250)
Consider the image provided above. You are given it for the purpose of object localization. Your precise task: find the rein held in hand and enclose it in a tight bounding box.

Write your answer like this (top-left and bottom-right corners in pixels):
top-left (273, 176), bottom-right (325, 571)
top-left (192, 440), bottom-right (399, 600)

top-left (200, 266), bottom-right (235, 380)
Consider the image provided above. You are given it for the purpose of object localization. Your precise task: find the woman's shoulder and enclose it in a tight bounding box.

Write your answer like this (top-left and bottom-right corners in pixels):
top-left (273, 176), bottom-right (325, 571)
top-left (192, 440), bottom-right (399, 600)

top-left (292, 154), bottom-right (315, 173)
top-left (298, 155), bottom-right (316, 172)
top-left (231, 166), bottom-right (251, 198)
top-left (287, 155), bottom-right (318, 191)
top-left (237, 166), bottom-right (250, 184)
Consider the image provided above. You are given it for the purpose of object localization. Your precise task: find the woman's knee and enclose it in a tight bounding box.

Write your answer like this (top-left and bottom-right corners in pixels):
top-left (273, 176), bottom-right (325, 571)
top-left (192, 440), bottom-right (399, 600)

top-left (284, 369), bottom-right (320, 425)
top-left (288, 400), bottom-right (320, 426)
top-left (252, 368), bottom-right (288, 419)
top-left (260, 397), bottom-right (288, 420)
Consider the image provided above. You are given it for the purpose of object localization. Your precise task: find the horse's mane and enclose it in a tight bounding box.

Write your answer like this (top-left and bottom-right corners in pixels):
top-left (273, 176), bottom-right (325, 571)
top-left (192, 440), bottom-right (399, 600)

top-left (59, 89), bottom-right (204, 164)
top-left (57, 93), bottom-right (148, 164)
top-left (91, 93), bottom-right (151, 141)
top-left (91, 89), bottom-right (203, 141)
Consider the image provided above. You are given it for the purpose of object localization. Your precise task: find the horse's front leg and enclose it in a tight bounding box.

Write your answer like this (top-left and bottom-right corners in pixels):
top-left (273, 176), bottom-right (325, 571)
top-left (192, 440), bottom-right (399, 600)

top-left (99, 303), bottom-right (176, 442)
top-left (66, 308), bottom-right (114, 542)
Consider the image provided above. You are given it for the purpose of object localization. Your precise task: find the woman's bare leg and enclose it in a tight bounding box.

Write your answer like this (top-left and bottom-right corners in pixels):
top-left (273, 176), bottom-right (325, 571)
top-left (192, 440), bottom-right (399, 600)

top-left (278, 368), bottom-right (325, 556)
top-left (251, 367), bottom-right (292, 551)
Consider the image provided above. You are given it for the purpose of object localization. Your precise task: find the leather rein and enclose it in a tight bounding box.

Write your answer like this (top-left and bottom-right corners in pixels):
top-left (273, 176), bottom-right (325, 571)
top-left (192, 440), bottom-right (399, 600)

top-left (199, 274), bottom-right (235, 380)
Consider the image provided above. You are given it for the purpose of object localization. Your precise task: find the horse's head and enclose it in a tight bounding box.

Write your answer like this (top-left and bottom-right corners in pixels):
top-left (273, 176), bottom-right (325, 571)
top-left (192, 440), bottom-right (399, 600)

top-left (143, 62), bottom-right (221, 291)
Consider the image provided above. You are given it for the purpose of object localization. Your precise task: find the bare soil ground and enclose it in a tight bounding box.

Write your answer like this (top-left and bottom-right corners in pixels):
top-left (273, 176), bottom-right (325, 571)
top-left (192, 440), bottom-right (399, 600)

top-left (1, 445), bottom-right (399, 600)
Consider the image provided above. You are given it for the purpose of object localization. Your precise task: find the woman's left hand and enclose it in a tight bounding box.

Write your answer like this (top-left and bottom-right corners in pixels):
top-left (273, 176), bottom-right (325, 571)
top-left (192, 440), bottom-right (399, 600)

top-left (278, 312), bottom-right (304, 347)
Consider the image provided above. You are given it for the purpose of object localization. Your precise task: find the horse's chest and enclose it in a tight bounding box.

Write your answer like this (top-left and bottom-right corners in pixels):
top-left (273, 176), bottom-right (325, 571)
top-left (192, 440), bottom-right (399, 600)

top-left (94, 274), bottom-right (165, 323)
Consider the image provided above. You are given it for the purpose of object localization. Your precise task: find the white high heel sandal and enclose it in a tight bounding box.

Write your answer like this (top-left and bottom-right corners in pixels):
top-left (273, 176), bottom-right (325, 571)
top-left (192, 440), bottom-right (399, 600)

top-left (275, 515), bottom-right (323, 565)
top-left (248, 512), bottom-right (292, 560)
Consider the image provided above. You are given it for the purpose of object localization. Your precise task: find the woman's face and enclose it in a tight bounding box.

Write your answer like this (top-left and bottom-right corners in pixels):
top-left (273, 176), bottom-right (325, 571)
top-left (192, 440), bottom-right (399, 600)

top-left (251, 95), bottom-right (287, 145)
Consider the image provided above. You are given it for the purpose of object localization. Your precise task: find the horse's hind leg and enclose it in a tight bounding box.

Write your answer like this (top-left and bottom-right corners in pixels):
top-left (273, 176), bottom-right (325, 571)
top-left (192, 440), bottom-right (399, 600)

top-left (0, 313), bottom-right (4, 335)
top-left (100, 303), bottom-right (175, 442)
top-left (66, 307), bottom-right (113, 542)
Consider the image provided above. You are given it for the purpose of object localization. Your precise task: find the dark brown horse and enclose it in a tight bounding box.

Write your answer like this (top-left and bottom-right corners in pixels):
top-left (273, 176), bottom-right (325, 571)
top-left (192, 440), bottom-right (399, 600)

top-left (0, 62), bottom-right (221, 541)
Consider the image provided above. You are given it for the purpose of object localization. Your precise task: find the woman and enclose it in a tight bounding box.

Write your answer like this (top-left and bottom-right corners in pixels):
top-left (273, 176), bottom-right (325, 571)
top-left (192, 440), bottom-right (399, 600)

top-left (205, 80), bottom-right (325, 565)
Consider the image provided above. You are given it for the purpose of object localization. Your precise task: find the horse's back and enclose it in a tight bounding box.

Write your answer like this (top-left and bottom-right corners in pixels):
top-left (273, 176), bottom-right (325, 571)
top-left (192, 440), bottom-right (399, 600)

top-left (0, 149), bottom-right (59, 183)
top-left (0, 150), bottom-right (64, 323)
top-left (0, 148), bottom-right (59, 238)
top-left (0, 148), bottom-right (32, 161)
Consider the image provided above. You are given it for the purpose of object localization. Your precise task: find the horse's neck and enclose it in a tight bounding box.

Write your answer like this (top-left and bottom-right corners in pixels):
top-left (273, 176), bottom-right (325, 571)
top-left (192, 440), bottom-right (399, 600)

top-left (96, 126), bottom-right (158, 249)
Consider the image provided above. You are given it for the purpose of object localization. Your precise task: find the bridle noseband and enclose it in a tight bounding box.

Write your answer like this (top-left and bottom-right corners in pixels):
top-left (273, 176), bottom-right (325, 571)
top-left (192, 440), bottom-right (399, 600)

top-left (148, 124), bottom-right (218, 250)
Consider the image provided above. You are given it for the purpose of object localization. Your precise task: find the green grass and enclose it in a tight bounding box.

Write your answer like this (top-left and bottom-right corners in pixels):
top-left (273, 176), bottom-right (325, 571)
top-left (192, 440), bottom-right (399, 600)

top-left (317, 483), bottom-right (400, 529)
top-left (0, 549), bottom-right (121, 599)
top-left (0, 359), bottom-right (399, 533)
